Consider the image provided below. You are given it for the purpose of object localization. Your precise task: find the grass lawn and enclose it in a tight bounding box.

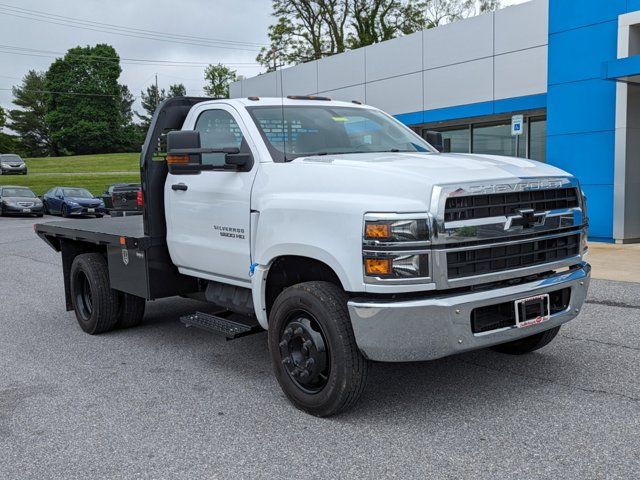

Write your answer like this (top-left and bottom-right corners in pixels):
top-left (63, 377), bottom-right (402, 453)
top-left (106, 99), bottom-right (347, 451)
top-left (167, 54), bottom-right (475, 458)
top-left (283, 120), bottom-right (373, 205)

top-left (1, 153), bottom-right (141, 195)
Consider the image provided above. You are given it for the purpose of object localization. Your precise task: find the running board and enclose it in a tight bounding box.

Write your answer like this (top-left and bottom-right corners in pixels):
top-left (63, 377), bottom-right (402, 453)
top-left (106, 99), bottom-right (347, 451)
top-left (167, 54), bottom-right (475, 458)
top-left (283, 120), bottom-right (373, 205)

top-left (180, 311), bottom-right (262, 340)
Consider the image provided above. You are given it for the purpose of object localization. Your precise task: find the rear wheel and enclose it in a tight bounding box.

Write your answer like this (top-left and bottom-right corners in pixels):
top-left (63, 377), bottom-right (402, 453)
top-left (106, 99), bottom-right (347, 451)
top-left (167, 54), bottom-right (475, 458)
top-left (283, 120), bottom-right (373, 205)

top-left (70, 253), bottom-right (119, 334)
top-left (268, 281), bottom-right (369, 417)
top-left (116, 293), bottom-right (146, 329)
top-left (490, 326), bottom-right (561, 355)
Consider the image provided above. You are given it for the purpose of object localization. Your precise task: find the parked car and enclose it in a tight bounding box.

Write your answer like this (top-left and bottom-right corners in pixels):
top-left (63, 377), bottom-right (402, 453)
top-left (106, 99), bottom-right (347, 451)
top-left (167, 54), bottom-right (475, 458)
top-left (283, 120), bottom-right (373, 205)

top-left (0, 186), bottom-right (43, 216)
top-left (42, 187), bottom-right (106, 218)
top-left (101, 183), bottom-right (142, 216)
top-left (0, 154), bottom-right (27, 175)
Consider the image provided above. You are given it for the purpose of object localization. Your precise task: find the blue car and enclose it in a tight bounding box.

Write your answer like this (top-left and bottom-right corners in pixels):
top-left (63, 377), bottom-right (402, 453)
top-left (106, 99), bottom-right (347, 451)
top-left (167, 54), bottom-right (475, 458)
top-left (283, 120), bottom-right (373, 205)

top-left (42, 187), bottom-right (106, 218)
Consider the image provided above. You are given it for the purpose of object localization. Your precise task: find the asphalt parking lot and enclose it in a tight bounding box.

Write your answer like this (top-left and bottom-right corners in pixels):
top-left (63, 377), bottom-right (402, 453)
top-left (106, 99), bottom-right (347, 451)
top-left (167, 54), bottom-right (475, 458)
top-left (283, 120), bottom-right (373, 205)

top-left (0, 215), bottom-right (638, 479)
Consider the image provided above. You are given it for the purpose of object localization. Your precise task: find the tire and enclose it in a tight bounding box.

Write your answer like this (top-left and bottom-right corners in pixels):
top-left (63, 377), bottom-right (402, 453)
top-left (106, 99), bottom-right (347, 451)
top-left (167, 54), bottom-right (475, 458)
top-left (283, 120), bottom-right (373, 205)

top-left (61, 204), bottom-right (70, 218)
top-left (36, 213), bottom-right (43, 218)
top-left (268, 281), bottom-right (369, 417)
top-left (95, 214), bottom-right (104, 218)
top-left (490, 326), bottom-right (561, 355)
top-left (0, 206), bottom-right (4, 217)
top-left (116, 292), bottom-right (145, 329)
top-left (70, 253), bottom-right (119, 334)
top-left (43, 202), bottom-right (49, 215)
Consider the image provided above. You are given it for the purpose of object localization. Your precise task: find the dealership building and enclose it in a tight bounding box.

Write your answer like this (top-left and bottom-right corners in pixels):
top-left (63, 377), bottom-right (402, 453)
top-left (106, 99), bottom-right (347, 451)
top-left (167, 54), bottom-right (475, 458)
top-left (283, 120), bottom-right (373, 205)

top-left (230, 0), bottom-right (640, 242)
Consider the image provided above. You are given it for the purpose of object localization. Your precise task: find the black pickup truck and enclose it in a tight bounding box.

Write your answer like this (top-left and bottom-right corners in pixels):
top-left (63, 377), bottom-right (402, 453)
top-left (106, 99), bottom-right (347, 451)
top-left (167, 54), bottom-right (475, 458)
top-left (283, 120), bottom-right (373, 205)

top-left (102, 183), bottom-right (142, 216)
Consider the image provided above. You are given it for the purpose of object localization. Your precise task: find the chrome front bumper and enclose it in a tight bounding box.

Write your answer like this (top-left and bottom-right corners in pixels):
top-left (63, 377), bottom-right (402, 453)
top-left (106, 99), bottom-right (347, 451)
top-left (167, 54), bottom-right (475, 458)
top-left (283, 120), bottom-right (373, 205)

top-left (348, 263), bottom-right (591, 362)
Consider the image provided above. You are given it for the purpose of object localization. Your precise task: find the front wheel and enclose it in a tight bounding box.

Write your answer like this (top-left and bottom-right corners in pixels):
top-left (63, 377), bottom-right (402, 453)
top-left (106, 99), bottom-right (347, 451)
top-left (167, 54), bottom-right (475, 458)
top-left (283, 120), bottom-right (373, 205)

top-left (61, 204), bottom-right (70, 218)
top-left (268, 281), bottom-right (369, 417)
top-left (490, 326), bottom-right (561, 355)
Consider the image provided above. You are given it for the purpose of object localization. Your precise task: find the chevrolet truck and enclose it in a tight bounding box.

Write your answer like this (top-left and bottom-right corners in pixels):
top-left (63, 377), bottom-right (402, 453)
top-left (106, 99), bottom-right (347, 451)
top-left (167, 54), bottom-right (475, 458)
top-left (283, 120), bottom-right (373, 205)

top-left (35, 96), bottom-right (591, 417)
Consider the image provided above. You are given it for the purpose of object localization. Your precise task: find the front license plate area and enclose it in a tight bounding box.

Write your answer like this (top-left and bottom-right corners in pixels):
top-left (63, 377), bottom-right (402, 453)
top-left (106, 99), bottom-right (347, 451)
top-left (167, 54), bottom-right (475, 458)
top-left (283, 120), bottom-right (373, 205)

top-left (22, 208), bottom-right (30, 213)
top-left (87, 208), bottom-right (95, 213)
top-left (515, 294), bottom-right (550, 328)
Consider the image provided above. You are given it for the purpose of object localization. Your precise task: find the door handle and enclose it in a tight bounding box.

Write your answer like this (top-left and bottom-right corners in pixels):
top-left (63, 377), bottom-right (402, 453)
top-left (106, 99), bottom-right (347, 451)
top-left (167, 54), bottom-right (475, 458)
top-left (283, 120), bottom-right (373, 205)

top-left (171, 183), bottom-right (188, 191)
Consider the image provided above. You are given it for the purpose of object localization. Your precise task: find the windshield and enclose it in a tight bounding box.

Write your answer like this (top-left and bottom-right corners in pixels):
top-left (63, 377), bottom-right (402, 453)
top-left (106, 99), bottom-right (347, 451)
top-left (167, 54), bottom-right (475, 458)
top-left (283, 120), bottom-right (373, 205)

top-left (1, 155), bottom-right (24, 164)
top-left (247, 105), bottom-right (434, 161)
top-left (62, 188), bottom-right (93, 198)
top-left (1, 188), bottom-right (36, 198)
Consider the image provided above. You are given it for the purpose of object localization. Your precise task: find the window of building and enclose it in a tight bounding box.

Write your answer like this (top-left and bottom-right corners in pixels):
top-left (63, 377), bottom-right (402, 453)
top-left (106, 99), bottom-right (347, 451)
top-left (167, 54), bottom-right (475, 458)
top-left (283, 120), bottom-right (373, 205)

top-left (440, 127), bottom-right (470, 153)
top-left (424, 114), bottom-right (545, 162)
top-left (473, 121), bottom-right (526, 158)
top-left (529, 118), bottom-right (546, 162)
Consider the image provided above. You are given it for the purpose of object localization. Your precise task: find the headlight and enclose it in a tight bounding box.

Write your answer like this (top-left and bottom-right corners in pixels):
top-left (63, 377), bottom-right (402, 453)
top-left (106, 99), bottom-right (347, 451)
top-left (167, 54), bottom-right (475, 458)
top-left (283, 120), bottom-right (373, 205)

top-left (363, 213), bottom-right (432, 283)
top-left (364, 253), bottom-right (429, 279)
top-left (1, 163), bottom-right (9, 167)
top-left (364, 218), bottom-right (429, 243)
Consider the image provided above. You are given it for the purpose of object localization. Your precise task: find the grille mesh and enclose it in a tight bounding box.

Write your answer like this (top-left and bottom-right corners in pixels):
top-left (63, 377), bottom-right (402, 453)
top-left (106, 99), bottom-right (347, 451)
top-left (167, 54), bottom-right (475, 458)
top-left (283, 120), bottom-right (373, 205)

top-left (447, 234), bottom-right (580, 279)
top-left (445, 188), bottom-right (579, 222)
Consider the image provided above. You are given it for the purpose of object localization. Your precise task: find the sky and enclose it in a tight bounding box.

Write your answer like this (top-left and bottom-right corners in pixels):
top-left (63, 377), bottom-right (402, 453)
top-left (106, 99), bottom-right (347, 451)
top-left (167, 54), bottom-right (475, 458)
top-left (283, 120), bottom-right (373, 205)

top-left (0, 0), bottom-right (530, 120)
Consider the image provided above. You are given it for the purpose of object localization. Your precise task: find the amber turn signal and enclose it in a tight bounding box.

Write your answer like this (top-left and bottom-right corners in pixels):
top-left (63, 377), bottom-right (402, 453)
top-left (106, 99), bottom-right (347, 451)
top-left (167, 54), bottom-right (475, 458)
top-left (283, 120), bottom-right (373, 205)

top-left (365, 258), bottom-right (392, 276)
top-left (365, 223), bottom-right (391, 239)
top-left (166, 154), bottom-right (190, 164)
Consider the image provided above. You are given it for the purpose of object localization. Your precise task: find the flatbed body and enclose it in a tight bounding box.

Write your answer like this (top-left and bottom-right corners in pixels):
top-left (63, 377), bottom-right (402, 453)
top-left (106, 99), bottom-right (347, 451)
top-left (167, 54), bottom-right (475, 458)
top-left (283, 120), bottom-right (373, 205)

top-left (36, 216), bottom-right (197, 307)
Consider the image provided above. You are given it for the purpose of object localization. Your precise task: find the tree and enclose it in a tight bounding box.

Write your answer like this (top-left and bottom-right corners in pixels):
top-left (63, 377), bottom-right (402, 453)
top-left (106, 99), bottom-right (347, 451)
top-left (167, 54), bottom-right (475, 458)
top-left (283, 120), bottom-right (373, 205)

top-left (136, 82), bottom-right (187, 130)
top-left (8, 70), bottom-right (54, 156)
top-left (168, 83), bottom-right (186, 97)
top-left (203, 64), bottom-right (237, 98)
top-left (136, 84), bottom-right (166, 129)
top-left (258, 0), bottom-right (502, 69)
top-left (45, 44), bottom-right (132, 155)
top-left (0, 105), bottom-right (5, 129)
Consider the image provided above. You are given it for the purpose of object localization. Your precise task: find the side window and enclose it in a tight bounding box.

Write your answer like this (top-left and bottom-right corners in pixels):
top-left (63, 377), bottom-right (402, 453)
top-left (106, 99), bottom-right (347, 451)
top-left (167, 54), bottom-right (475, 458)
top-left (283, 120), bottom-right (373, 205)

top-left (195, 109), bottom-right (244, 167)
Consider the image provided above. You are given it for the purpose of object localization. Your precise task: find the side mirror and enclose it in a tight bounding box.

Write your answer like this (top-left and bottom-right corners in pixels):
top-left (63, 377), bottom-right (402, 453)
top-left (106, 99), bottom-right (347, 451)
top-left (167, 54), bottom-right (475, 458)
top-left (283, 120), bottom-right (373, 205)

top-left (425, 131), bottom-right (444, 153)
top-left (167, 130), bottom-right (253, 174)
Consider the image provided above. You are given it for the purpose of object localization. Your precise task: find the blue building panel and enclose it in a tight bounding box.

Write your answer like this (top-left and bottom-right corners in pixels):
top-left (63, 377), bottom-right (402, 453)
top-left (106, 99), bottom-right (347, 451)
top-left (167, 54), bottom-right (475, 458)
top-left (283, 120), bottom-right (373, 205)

top-left (546, 131), bottom-right (616, 184)
top-left (549, 0), bottom-right (626, 34)
top-left (548, 20), bottom-right (618, 85)
top-left (581, 184), bottom-right (614, 240)
top-left (395, 94), bottom-right (547, 126)
top-left (546, 80), bottom-right (617, 136)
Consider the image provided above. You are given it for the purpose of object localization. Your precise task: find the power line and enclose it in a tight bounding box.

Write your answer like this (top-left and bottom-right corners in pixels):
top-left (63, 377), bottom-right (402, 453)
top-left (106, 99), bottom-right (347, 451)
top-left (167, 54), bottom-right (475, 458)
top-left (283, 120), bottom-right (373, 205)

top-left (0, 2), bottom-right (266, 48)
top-left (0, 7), bottom-right (264, 52)
top-left (0, 87), bottom-right (127, 98)
top-left (0, 46), bottom-right (262, 68)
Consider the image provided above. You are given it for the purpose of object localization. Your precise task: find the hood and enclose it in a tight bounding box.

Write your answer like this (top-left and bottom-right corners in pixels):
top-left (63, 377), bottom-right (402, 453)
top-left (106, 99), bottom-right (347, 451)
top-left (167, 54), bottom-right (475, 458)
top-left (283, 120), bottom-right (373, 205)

top-left (67, 197), bottom-right (102, 205)
top-left (293, 152), bottom-right (572, 185)
top-left (3, 196), bottom-right (41, 203)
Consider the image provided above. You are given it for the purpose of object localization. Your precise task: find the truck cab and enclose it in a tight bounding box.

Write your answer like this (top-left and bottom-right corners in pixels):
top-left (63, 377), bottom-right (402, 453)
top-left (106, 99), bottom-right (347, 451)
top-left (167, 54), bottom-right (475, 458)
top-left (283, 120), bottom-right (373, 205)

top-left (36, 96), bottom-right (591, 417)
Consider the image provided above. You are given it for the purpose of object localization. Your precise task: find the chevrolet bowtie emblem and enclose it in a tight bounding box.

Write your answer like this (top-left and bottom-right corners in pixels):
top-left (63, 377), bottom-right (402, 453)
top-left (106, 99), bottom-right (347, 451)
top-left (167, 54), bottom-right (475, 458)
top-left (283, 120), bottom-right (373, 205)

top-left (505, 208), bottom-right (547, 230)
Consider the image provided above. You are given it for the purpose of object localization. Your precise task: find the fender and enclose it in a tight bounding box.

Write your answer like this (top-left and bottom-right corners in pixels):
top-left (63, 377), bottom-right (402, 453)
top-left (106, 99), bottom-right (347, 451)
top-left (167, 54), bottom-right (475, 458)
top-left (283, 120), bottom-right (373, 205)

top-left (250, 244), bottom-right (352, 329)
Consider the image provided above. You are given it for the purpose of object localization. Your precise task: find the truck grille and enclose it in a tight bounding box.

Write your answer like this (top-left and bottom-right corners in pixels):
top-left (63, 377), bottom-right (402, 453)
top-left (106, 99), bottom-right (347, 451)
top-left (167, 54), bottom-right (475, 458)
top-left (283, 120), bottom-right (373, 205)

top-left (444, 188), bottom-right (579, 222)
top-left (447, 234), bottom-right (581, 279)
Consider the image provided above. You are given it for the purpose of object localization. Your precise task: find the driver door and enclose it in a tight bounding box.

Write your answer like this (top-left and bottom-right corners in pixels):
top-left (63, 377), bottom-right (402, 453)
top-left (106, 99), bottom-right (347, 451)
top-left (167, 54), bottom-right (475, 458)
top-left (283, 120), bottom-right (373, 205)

top-left (165, 104), bottom-right (259, 287)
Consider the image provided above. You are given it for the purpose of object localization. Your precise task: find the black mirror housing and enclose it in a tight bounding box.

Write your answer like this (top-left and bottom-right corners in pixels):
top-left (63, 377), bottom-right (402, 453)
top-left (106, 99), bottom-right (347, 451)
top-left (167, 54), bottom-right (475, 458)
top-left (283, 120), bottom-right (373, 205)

top-left (167, 129), bottom-right (253, 173)
top-left (425, 131), bottom-right (444, 153)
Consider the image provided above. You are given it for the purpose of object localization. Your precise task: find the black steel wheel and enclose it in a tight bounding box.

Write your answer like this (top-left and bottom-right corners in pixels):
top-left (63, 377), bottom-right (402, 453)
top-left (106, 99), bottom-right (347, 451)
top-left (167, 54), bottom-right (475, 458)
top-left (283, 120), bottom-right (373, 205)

top-left (279, 313), bottom-right (330, 394)
top-left (268, 281), bottom-right (369, 417)
top-left (70, 253), bottom-right (119, 334)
